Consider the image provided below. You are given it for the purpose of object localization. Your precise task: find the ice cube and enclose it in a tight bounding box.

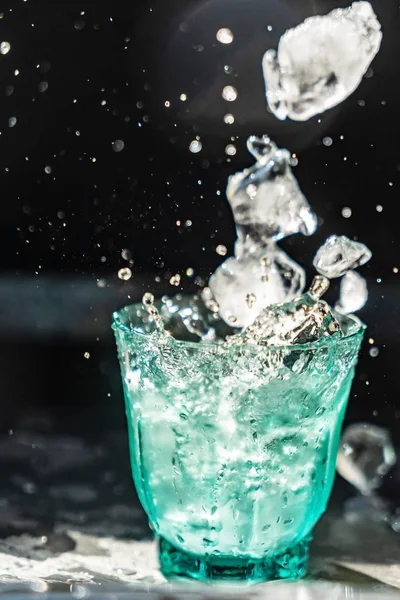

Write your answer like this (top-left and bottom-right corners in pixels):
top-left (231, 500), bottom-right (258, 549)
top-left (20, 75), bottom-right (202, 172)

top-left (234, 276), bottom-right (340, 346)
top-left (313, 235), bottom-right (372, 278)
top-left (226, 136), bottom-right (317, 244)
top-left (335, 271), bottom-right (368, 314)
top-left (263, 1), bottom-right (382, 121)
top-left (209, 243), bottom-right (306, 328)
top-left (337, 423), bottom-right (396, 496)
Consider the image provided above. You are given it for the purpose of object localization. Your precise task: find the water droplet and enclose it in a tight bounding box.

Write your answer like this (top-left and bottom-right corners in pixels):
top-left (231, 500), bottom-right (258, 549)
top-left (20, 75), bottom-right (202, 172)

top-left (8, 116), bottom-right (17, 127)
top-left (0, 41), bottom-right (11, 55)
top-left (342, 207), bottom-right (352, 218)
top-left (323, 136), bottom-right (333, 147)
top-left (216, 244), bottom-right (227, 256)
top-left (169, 274), bottom-right (181, 286)
top-left (216, 28), bottom-right (234, 44)
top-left (180, 93), bottom-right (187, 101)
top-left (189, 139), bottom-right (202, 153)
top-left (5, 85), bottom-right (14, 96)
top-left (38, 81), bottom-right (48, 92)
top-left (186, 267), bottom-right (194, 277)
top-left (393, 267), bottom-right (398, 274)
top-left (224, 113), bottom-right (235, 125)
top-left (143, 292), bottom-right (154, 306)
top-left (84, 352), bottom-right (90, 359)
top-left (112, 139), bottom-right (125, 152)
top-left (224, 65), bottom-right (233, 75)
top-left (44, 166), bottom-right (52, 174)
top-left (225, 144), bottom-right (236, 156)
top-left (164, 100), bottom-right (170, 107)
top-left (121, 249), bottom-right (131, 261)
top-left (376, 204), bottom-right (383, 213)
top-left (369, 347), bottom-right (379, 358)
top-left (222, 86), bottom-right (238, 102)
top-left (74, 20), bottom-right (85, 30)
top-left (118, 267), bottom-right (132, 281)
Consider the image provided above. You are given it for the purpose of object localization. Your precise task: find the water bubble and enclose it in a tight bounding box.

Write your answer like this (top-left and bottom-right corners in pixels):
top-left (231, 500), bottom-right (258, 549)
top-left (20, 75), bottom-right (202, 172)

top-left (393, 267), bottom-right (399, 274)
top-left (222, 86), bottom-right (238, 102)
top-left (186, 267), bottom-right (194, 277)
top-left (164, 100), bottom-right (170, 107)
top-left (289, 154), bottom-right (298, 167)
top-left (224, 65), bottom-right (233, 75)
top-left (224, 113), bottom-right (235, 125)
top-left (342, 207), bottom-right (352, 218)
top-left (5, 85), bottom-right (14, 96)
top-left (216, 28), bottom-right (234, 44)
top-left (121, 249), bottom-right (131, 261)
top-left (357, 99), bottom-right (366, 107)
top-left (8, 116), bottom-right (17, 127)
top-left (74, 20), bottom-right (85, 30)
top-left (118, 267), bottom-right (132, 281)
top-left (369, 347), bottom-right (379, 358)
top-left (323, 136), bottom-right (333, 147)
top-left (44, 166), bottom-right (52, 174)
top-left (112, 139), bottom-right (125, 152)
top-left (84, 352), bottom-right (90, 359)
top-left (0, 41), bottom-right (11, 55)
top-left (225, 144), bottom-right (237, 156)
top-left (180, 93), bottom-right (187, 101)
top-left (97, 279), bottom-right (106, 288)
top-left (38, 81), bottom-right (48, 92)
top-left (376, 204), bottom-right (383, 213)
top-left (189, 140), bottom-right (202, 153)
top-left (216, 244), bottom-right (227, 256)
top-left (14, 69), bottom-right (20, 76)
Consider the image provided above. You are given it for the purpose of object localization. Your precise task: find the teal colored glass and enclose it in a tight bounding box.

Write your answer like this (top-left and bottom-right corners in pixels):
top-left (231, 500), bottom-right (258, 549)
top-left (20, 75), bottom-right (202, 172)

top-left (113, 302), bottom-right (365, 584)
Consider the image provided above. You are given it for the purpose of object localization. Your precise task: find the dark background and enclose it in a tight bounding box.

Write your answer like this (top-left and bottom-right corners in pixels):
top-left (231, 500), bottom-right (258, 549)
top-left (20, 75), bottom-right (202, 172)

top-left (0, 0), bottom-right (399, 443)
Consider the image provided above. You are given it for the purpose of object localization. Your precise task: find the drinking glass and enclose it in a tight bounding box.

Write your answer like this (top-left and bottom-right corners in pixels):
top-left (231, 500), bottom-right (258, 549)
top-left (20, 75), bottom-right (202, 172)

top-left (113, 300), bottom-right (364, 583)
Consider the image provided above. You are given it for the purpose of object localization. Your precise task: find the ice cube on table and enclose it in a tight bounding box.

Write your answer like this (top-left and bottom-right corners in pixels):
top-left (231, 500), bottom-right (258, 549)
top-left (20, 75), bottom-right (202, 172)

top-left (209, 243), bottom-right (306, 328)
top-left (227, 136), bottom-right (317, 244)
top-left (335, 271), bottom-right (368, 314)
top-left (263, 1), bottom-right (382, 121)
top-left (235, 276), bottom-right (340, 346)
top-left (313, 235), bottom-right (372, 278)
top-left (337, 423), bottom-right (397, 496)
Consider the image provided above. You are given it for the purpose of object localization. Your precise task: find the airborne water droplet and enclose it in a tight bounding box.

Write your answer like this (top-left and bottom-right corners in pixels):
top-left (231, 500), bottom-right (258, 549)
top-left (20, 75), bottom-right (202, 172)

top-left (216, 28), bottom-right (234, 44)
top-left (112, 139), bottom-right (125, 152)
top-left (222, 86), bottom-right (238, 102)
top-left (0, 41), bottom-right (11, 55)
top-left (118, 267), bottom-right (132, 281)
top-left (189, 140), bottom-right (202, 154)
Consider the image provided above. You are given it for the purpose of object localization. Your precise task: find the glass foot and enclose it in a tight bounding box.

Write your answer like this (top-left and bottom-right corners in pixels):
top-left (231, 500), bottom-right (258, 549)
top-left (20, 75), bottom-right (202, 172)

top-left (159, 536), bottom-right (310, 583)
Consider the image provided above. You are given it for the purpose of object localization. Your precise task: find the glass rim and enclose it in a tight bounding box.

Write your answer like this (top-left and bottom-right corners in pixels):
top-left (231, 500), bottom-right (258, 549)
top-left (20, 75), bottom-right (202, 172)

top-left (112, 302), bottom-right (366, 352)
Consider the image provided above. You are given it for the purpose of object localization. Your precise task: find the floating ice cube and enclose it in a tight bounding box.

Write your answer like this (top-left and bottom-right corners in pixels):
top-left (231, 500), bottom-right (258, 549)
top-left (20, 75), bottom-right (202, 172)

top-left (227, 136), bottom-right (318, 244)
top-left (337, 423), bottom-right (396, 496)
top-left (335, 271), bottom-right (368, 314)
top-left (263, 1), bottom-right (382, 121)
top-left (209, 243), bottom-right (306, 328)
top-left (313, 235), bottom-right (372, 278)
top-left (235, 276), bottom-right (340, 346)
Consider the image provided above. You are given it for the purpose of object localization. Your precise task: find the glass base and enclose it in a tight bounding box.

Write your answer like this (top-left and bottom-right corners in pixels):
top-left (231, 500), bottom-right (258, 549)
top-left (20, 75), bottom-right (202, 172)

top-left (159, 536), bottom-right (310, 583)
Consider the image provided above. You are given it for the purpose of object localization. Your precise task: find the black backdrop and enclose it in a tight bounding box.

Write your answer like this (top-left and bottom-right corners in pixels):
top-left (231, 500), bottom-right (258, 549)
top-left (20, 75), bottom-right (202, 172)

top-left (0, 0), bottom-right (399, 441)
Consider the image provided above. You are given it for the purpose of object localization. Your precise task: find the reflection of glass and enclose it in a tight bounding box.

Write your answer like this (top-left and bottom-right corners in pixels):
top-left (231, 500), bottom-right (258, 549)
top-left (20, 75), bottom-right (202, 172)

top-left (113, 302), bottom-right (365, 583)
